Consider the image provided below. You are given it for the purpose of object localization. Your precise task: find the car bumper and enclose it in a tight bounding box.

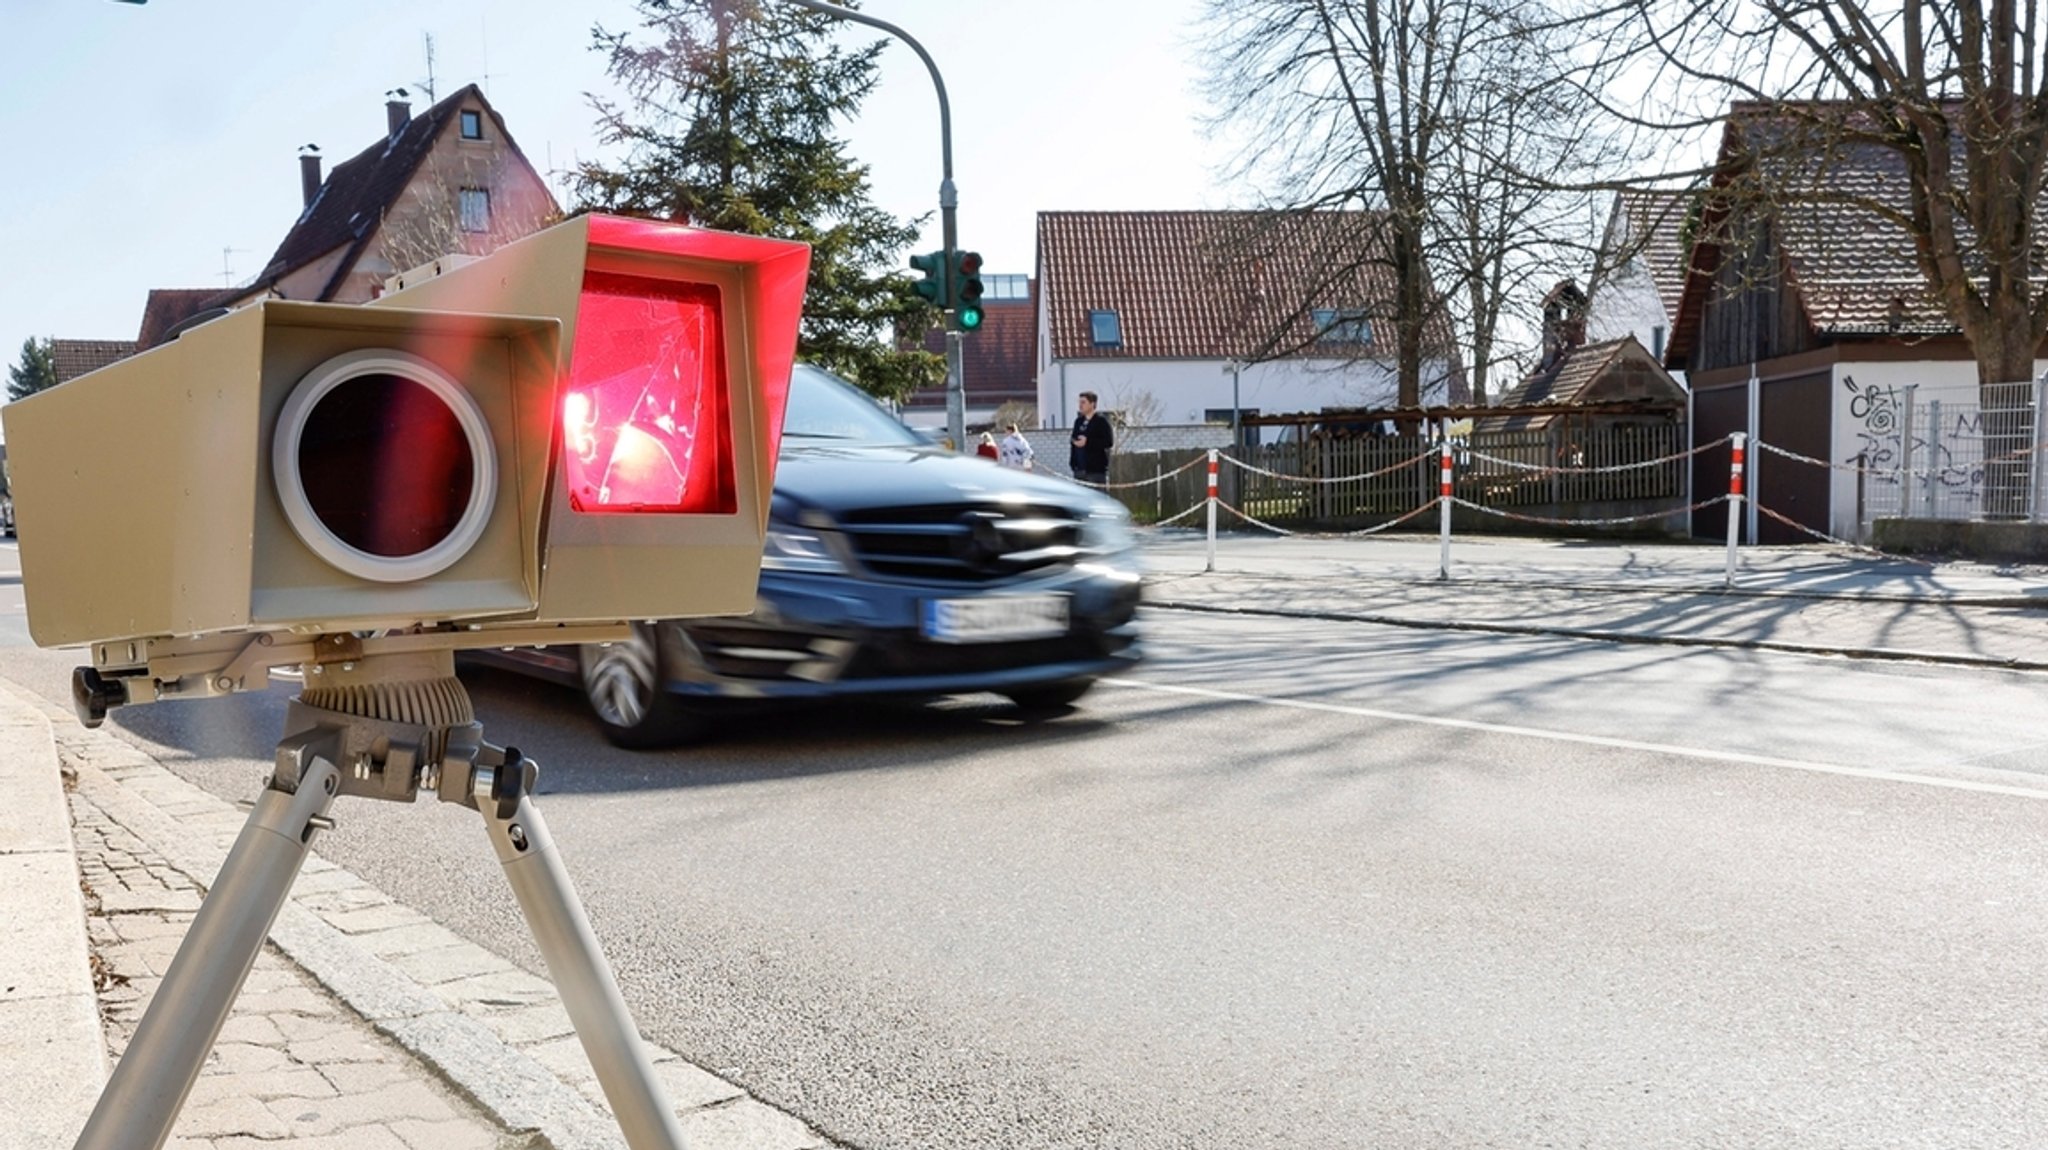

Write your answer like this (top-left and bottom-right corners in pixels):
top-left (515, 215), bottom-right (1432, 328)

top-left (660, 561), bottom-right (1144, 701)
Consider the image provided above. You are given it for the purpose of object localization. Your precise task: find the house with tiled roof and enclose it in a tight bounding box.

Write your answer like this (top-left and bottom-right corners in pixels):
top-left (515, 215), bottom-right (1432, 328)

top-left (219, 85), bottom-right (558, 309)
top-left (899, 274), bottom-right (1037, 431)
top-left (1488, 282), bottom-right (1685, 433)
top-left (50, 340), bottom-right (137, 384)
top-left (1586, 189), bottom-right (1693, 369)
top-left (135, 289), bottom-right (223, 351)
top-left (1035, 211), bottom-right (1465, 441)
top-left (1669, 102), bottom-right (2046, 543)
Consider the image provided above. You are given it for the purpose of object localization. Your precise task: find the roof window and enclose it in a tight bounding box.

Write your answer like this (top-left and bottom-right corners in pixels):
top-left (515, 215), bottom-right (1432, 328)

top-left (1312, 308), bottom-right (1371, 345)
top-left (1088, 309), bottom-right (1122, 347)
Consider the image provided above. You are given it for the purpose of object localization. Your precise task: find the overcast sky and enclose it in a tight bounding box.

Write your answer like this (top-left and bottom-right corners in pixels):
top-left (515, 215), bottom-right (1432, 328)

top-left (1, 0), bottom-right (1239, 378)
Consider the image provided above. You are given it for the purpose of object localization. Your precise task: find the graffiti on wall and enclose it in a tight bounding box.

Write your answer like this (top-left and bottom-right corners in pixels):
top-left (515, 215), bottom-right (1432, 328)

top-left (1841, 373), bottom-right (1985, 513)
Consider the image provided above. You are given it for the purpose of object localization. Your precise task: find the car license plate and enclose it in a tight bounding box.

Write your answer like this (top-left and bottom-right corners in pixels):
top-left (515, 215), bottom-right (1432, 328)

top-left (923, 594), bottom-right (1070, 643)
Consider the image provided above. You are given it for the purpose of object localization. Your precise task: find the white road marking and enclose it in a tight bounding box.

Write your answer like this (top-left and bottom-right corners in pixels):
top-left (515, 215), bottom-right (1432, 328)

top-left (1107, 678), bottom-right (2048, 800)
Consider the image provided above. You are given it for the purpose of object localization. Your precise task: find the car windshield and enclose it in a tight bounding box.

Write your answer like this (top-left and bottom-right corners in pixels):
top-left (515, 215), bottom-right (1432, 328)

top-left (782, 365), bottom-right (923, 449)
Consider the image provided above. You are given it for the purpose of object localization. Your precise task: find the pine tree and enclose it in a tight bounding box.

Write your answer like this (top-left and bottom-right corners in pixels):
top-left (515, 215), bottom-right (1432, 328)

top-left (7, 337), bottom-right (57, 403)
top-left (574, 0), bottom-right (942, 400)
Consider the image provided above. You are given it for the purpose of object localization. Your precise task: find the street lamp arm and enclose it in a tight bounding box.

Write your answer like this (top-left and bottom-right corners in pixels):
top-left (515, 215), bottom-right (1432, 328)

top-left (782, 0), bottom-right (952, 183)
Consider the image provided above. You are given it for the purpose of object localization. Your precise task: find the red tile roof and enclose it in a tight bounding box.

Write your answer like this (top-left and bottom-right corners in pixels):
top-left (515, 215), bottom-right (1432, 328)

top-left (50, 339), bottom-right (138, 383)
top-left (902, 292), bottom-right (1037, 413)
top-left (1035, 210), bottom-right (1459, 367)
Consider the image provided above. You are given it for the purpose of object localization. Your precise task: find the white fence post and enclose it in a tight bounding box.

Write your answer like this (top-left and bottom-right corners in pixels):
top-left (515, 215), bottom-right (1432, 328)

top-left (1900, 384), bottom-right (1918, 520)
top-left (1726, 431), bottom-right (1745, 588)
top-left (1204, 449), bottom-right (1218, 574)
top-left (1925, 399), bottom-right (1942, 517)
top-left (2034, 375), bottom-right (2047, 523)
top-left (1438, 440), bottom-right (1454, 580)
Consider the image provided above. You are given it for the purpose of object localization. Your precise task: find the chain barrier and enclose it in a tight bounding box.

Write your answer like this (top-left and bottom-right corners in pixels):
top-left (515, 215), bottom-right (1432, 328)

top-left (1447, 495), bottom-right (1728, 530)
top-left (1214, 496), bottom-right (1443, 538)
top-left (1756, 436), bottom-right (2048, 474)
top-left (1151, 499), bottom-right (1210, 528)
top-left (1073, 454), bottom-right (1210, 492)
top-left (1460, 440), bottom-right (1715, 476)
top-left (1221, 448), bottom-right (1436, 485)
top-left (1751, 503), bottom-right (1935, 565)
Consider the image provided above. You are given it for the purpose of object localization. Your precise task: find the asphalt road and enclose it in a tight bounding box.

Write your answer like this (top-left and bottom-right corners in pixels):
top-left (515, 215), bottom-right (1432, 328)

top-left (4, 539), bottom-right (2047, 1148)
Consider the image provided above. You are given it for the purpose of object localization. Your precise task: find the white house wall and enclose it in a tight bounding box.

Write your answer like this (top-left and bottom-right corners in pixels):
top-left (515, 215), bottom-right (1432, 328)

top-left (1035, 357), bottom-right (1458, 432)
top-left (1824, 360), bottom-right (2047, 536)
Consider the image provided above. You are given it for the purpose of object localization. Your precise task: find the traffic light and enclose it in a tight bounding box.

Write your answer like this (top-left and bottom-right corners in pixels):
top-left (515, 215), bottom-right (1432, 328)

top-left (909, 249), bottom-right (946, 308)
top-left (953, 250), bottom-right (985, 332)
top-left (4, 214), bottom-right (811, 657)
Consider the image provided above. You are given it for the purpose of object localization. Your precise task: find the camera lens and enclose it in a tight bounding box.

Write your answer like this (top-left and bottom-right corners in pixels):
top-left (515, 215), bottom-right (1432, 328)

top-left (297, 372), bottom-right (474, 557)
top-left (273, 348), bottom-right (498, 583)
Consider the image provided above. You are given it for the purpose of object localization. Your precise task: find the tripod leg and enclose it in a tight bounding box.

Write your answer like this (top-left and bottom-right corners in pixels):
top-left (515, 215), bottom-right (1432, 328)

top-left (479, 787), bottom-right (688, 1149)
top-left (75, 752), bottom-right (341, 1150)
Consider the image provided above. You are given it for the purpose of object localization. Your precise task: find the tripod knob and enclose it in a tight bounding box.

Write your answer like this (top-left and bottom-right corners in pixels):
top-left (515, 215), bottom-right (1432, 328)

top-left (72, 666), bottom-right (127, 729)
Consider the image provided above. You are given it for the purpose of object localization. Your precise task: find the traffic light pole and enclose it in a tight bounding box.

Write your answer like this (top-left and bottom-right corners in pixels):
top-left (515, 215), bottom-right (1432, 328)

top-left (784, 0), bottom-right (966, 450)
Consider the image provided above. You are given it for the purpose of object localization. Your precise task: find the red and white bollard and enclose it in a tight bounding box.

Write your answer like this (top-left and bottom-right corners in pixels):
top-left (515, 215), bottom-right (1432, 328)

top-left (1438, 440), bottom-right (1454, 580)
top-left (1725, 431), bottom-right (1746, 587)
top-left (1205, 448), bottom-right (1219, 573)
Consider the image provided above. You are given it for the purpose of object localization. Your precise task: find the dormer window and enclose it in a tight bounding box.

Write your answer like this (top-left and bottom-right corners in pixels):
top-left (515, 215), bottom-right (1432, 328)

top-left (460, 110), bottom-right (484, 140)
top-left (1312, 308), bottom-right (1371, 344)
top-left (1088, 309), bottom-right (1122, 347)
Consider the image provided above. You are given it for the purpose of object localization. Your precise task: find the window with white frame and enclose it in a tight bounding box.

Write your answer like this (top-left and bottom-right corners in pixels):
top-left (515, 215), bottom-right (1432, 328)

top-left (458, 188), bottom-right (491, 233)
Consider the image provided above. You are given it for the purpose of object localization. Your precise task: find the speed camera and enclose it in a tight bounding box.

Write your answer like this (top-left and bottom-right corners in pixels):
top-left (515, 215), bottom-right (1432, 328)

top-left (2, 214), bottom-right (811, 710)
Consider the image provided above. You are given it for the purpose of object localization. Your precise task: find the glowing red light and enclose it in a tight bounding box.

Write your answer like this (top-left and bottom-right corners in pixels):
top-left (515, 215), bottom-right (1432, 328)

top-left (562, 272), bottom-right (735, 514)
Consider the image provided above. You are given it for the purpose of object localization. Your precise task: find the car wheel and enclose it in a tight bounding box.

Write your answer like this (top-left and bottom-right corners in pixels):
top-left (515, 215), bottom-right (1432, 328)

top-left (578, 623), bottom-right (711, 748)
top-left (1004, 677), bottom-right (1097, 712)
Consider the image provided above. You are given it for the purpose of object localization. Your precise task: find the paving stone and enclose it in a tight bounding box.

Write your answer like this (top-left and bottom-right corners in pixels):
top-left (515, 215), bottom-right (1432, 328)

top-left (212, 1126), bottom-right (412, 1150)
top-left (390, 943), bottom-right (520, 988)
top-left (324, 903), bottom-right (432, 936)
top-left (467, 1000), bottom-right (577, 1046)
top-left (317, 1060), bottom-right (415, 1094)
top-left (390, 1116), bottom-right (515, 1150)
top-left (677, 1097), bottom-right (829, 1150)
top-left (262, 1079), bottom-right (460, 1136)
top-left (173, 1095), bottom-right (293, 1140)
top-left (213, 1013), bottom-right (287, 1047)
top-left (185, 1066), bottom-right (337, 1106)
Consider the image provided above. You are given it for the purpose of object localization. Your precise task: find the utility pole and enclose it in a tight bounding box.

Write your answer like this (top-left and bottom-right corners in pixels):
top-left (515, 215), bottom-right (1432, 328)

top-left (783, 0), bottom-right (966, 449)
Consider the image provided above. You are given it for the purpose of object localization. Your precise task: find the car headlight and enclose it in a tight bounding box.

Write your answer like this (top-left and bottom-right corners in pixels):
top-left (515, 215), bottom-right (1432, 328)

top-left (1079, 506), bottom-right (1136, 554)
top-left (761, 524), bottom-right (848, 574)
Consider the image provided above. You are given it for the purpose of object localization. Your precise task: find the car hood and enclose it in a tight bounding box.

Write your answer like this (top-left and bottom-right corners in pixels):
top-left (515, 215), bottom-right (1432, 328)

top-left (772, 443), bottom-right (1111, 517)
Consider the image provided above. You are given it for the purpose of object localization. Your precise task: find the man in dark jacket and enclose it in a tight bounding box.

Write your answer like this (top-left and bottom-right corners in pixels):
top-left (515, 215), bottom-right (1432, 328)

top-left (1069, 391), bottom-right (1114, 485)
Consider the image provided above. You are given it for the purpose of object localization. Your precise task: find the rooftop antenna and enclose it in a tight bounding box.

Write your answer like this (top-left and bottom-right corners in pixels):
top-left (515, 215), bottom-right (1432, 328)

top-left (418, 31), bottom-right (438, 102)
top-left (220, 246), bottom-right (248, 288)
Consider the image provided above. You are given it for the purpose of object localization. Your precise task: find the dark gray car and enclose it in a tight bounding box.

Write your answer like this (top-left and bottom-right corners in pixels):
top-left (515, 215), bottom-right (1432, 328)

top-left (469, 365), bottom-right (1143, 746)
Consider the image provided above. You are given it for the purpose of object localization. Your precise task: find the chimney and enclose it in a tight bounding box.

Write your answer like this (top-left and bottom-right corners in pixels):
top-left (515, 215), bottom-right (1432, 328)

top-left (298, 145), bottom-right (323, 207)
top-left (385, 88), bottom-right (412, 138)
top-left (1539, 280), bottom-right (1589, 370)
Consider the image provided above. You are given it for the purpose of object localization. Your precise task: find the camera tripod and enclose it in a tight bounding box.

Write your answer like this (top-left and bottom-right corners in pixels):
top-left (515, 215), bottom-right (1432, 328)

top-left (73, 650), bottom-right (689, 1150)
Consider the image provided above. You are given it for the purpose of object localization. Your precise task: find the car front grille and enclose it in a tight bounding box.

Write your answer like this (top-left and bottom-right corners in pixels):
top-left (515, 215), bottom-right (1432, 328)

top-left (834, 502), bottom-right (1085, 582)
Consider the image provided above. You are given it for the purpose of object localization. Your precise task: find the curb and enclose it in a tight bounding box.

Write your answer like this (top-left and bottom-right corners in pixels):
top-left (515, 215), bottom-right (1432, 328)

top-left (0, 686), bottom-right (105, 1150)
top-left (9, 679), bottom-right (841, 1150)
top-left (1144, 598), bottom-right (2048, 673)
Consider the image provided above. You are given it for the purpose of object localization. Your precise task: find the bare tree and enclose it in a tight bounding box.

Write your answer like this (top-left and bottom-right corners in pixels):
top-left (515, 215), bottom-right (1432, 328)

top-left (1201, 0), bottom-right (1628, 406)
top-left (1620, 0), bottom-right (2048, 386)
top-left (1612, 0), bottom-right (2048, 512)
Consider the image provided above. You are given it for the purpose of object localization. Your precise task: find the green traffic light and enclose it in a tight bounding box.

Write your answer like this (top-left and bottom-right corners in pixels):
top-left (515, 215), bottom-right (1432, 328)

top-left (957, 304), bottom-right (984, 331)
top-left (908, 250), bottom-right (946, 307)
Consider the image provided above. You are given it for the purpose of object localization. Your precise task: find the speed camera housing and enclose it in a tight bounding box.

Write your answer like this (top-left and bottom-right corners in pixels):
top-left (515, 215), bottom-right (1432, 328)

top-left (3, 214), bottom-right (810, 705)
top-left (5, 301), bottom-right (561, 647)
